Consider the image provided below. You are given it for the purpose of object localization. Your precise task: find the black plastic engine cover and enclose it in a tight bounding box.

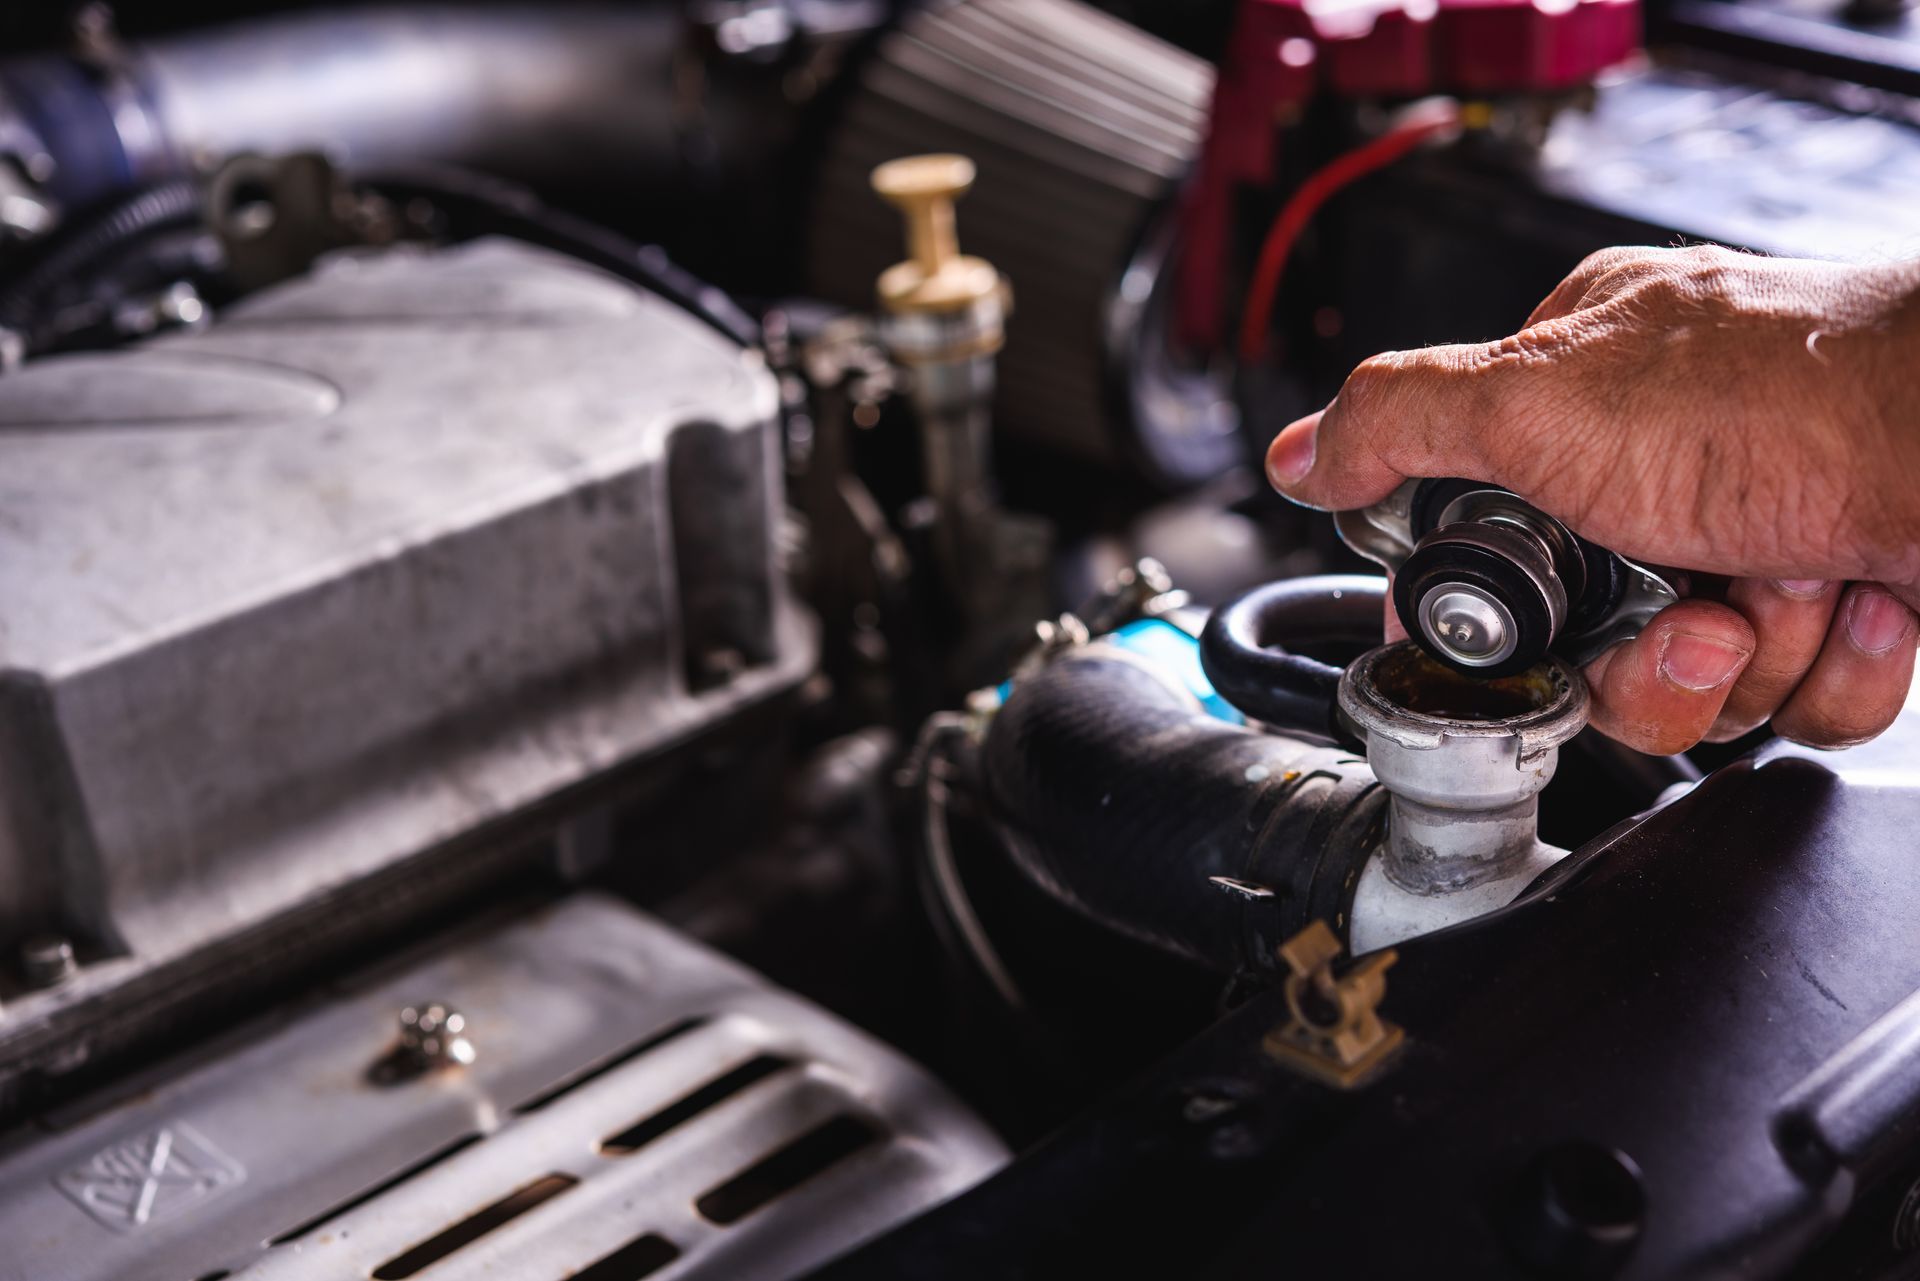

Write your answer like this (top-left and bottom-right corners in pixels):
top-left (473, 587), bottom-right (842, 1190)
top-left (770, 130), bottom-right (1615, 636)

top-left (809, 717), bottom-right (1920, 1280)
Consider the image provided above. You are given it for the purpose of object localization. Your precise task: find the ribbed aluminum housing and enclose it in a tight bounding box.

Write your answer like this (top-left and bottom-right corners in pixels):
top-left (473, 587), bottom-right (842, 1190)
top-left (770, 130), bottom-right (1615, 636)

top-left (809, 0), bottom-right (1234, 484)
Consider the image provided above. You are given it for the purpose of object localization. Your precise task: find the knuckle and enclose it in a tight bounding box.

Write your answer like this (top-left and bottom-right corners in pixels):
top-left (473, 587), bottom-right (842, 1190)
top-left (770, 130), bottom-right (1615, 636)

top-left (1343, 352), bottom-right (1400, 396)
top-left (1348, 345), bottom-right (1446, 383)
top-left (1683, 241), bottom-right (1742, 267)
top-left (1576, 251), bottom-right (1668, 301)
top-left (1488, 320), bottom-right (1585, 370)
top-left (1338, 351), bottom-right (1419, 413)
top-left (1624, 268), bottom-right (1696, 309)
top-left (1341, 347), bottom-right (1456, 423)
top-left (1572, 246), bottom-right (1646, 280)
top-left (1660, 244), bottom-right (1753, 306)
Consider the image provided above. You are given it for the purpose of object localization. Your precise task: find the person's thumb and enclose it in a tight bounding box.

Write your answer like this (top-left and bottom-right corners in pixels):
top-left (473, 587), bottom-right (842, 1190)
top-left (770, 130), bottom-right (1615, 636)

top-left (1264, 343), bottom-right (1525, 512)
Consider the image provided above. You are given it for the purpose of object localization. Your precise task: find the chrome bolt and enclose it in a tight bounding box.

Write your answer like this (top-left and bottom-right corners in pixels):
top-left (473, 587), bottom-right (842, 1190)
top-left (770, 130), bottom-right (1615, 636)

top-left (20, 935), bottom-right (77, 989)
top-left (397, 1002), bottom-right (476, 1069)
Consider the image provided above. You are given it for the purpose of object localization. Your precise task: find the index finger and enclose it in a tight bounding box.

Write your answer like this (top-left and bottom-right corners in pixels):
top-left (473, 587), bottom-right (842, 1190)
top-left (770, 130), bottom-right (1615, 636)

top-left (1264, 342), bottom-right (1527, 512)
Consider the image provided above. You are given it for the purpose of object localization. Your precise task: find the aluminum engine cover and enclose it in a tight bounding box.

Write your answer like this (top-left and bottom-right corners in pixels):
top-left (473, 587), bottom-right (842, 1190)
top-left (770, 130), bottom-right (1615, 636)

top-left (0, 893), bottom-right (1004, 1281)
top-left (0, 239), bottom-right (812, 1111)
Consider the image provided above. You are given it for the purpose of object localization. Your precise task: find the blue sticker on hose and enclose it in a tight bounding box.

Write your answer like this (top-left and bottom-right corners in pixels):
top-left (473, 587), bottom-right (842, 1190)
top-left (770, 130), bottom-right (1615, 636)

top-left (1106, 618), bottom-right (1245, 725)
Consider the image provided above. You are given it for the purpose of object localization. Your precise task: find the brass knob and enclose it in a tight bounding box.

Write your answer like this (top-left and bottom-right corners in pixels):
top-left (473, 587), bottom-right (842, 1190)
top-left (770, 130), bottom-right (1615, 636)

top-left (870, 154), bottom-right (1003, 315)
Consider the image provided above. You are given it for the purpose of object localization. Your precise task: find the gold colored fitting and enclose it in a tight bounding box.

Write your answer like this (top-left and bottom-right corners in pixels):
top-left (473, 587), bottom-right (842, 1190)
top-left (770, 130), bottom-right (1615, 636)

top-left (870, 154), bottom-right (1006, 316)
top-left (1263, 920), bottom-right (1405, 1089)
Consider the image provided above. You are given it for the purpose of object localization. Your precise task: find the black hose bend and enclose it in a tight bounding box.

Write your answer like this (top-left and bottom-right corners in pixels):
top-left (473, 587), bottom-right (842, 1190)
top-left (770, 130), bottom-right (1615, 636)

top-left (980, 648), bottom-right (1381, 972)
top-left (1198, 574), bottom-right (1387, 749)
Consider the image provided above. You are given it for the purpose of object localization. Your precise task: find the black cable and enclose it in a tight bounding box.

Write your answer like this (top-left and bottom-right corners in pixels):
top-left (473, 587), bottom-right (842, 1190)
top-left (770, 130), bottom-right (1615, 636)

top-left (907, 715), bottom-right (1032, 1015)
top-left (0, 178), bottom-right (205, 349)
top-left (355, 165), bottom-right (760, 347)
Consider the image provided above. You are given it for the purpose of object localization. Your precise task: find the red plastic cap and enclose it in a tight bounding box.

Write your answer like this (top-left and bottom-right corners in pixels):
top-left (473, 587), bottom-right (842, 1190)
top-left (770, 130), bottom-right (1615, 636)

top-left (1227, 0), bottom-right (1639, 97)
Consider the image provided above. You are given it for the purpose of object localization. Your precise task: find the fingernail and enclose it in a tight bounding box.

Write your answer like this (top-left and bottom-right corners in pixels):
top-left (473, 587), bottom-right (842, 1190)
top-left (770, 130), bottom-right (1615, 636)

top-left (1845, 589), bottom-right (1914, 655)
top-left (1773, 579), bottom-right (1829, 598)
top-left (1659, 632), bottom-right (1747, 691)
top-left (1267, 419), bottom-right (1317, 488)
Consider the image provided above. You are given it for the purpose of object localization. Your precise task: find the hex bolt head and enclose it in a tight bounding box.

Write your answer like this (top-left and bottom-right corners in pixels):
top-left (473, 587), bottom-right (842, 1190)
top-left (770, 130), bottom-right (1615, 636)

top-left (20, 935), bottom-right (77, 989)
top-left (397, 1002), bottom-right (476, 1069)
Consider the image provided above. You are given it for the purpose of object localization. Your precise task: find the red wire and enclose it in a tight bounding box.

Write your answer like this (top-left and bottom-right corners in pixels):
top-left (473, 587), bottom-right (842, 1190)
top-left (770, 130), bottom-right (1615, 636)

top-left (1237, 106), bottom-right (1462, 365)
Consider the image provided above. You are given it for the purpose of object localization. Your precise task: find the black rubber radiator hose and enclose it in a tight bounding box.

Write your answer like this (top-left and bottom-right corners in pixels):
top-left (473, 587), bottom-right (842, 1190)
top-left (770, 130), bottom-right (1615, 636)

top-left (980, 640), bottom-right (1383, 973)
top-left (1198, 574), bottom-right (1387, 749)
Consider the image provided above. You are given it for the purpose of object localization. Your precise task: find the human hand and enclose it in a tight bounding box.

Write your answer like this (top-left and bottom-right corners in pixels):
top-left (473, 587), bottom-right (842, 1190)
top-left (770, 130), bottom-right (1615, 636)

top-left (1266, 245), bottom-right (1920, 753)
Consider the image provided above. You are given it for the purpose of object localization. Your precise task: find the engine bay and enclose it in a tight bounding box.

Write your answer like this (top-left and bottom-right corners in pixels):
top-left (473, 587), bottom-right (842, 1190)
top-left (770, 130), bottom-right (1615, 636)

top-left (0, 2), bottom-right (1918, 1278)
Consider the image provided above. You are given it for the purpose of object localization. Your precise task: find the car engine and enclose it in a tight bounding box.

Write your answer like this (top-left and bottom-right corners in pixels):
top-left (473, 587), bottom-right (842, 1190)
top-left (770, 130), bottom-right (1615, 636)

top-left (0, 2), bottom-right (1917, 1278)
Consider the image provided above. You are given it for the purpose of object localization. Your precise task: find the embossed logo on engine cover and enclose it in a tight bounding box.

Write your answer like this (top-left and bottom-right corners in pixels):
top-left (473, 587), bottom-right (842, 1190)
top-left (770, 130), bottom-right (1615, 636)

top-left (54, 1123), bottom-right (244, 1232)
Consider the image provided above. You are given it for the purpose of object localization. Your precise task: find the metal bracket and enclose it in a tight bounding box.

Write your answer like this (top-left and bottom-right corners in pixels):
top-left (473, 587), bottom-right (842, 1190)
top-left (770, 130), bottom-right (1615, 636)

top-left (1263, 921), bottom-right (1405, 1089)
top-left (1561, 556), bottom-right (1679, 666)
top-left (1333, 479), bottom-right (1421, 572)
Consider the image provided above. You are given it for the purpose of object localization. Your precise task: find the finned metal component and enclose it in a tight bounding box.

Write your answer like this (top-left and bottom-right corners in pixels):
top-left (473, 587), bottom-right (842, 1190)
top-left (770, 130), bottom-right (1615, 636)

top-left (1340, 642), bottom-right (1590, 953)
top-left (809, 0), bottom-right (1234, 486)
top-left (1263, 921), bottom-right (1404, 1089)
top-left (1336, 478), bottom-right (1678, 676)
